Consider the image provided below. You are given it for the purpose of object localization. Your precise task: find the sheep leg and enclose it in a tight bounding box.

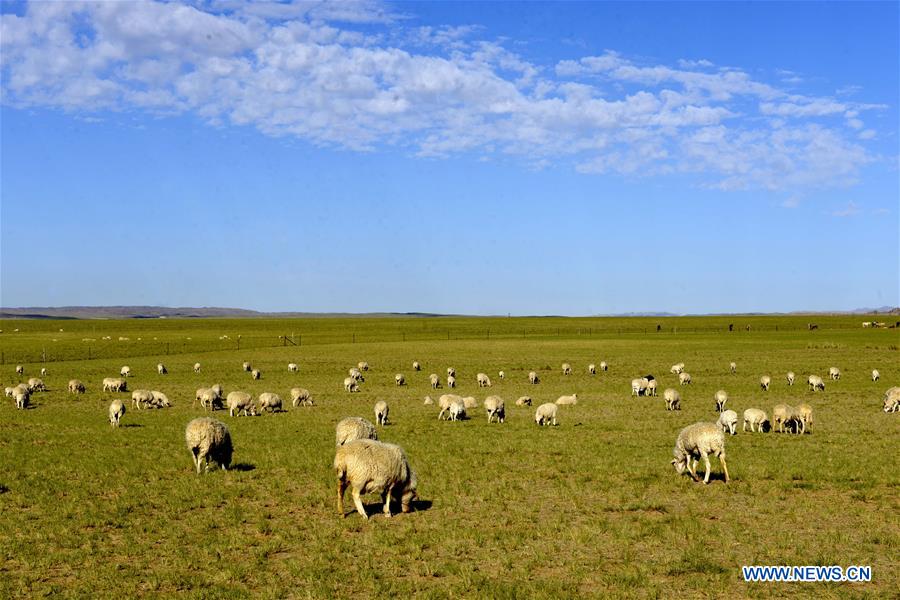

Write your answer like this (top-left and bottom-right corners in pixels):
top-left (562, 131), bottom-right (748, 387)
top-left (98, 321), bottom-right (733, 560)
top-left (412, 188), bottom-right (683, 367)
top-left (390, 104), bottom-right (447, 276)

top-left (351, 488), bottom-right (368, 520)
top-left (687, 458), bottom-right (700, 482)
top-left (191, 449), bottom-right (201, 473)
top-left (701, 453), bottom-right (712, 484)
top-left (382, 486), bottom-right (394, 517)
top-left (720, 454), bottom-right (730, 483)
top-left (337, 479), bottom-right (347, 516)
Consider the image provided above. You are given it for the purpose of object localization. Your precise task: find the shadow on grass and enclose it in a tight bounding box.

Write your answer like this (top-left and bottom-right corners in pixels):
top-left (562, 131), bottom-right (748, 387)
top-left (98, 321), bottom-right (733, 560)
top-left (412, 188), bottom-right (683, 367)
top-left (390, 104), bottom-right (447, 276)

top-left (0, 485), bottom-right (9, 494)
top-left (230, 463), bottom-right (256, 472)
top-left (345, 499), bottom-right (433, 519)
top-left (121, 423), bottom-right (143, 428)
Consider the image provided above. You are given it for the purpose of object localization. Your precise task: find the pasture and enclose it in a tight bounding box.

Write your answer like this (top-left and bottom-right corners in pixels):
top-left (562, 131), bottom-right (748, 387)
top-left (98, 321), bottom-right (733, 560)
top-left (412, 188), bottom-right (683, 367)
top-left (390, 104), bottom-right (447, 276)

top-left (1, 315), bottom-right (898, 598)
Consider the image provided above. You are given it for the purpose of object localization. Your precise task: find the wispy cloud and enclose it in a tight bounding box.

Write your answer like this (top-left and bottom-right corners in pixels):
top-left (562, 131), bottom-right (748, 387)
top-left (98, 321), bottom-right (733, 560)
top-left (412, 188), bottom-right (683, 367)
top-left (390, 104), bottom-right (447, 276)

top-left (832, 201), bottom-right (860, 217)
top-left (0, 0), bottom-right (889, 192)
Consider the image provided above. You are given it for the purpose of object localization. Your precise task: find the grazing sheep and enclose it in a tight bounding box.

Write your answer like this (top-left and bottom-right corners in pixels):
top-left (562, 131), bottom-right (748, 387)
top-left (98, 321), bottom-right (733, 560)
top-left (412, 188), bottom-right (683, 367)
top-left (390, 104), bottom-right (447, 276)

top-left (357, 361), bottom-right (369, 372)
top-left (516, 395), bottom-right (533, 406)
top-left (588, 364), bottom-right (596, 375)
top-left (679, 372), bottom-right (692, 386)
top-left (828, 367), bottom-right (841, 381)
top-left (663, 388), bottom-right (681, 411)
top-left (556, 394), bottom-right (578, 406)
top-left (288, 363), bottom-right (299, 372)
top-left (349, 368), bottom-right (364, 382)
top-left (794, 403), bottom-right (813, 434)
top-left (447, 367), bottom-right (456, 378)
top-left (714, 390), bottom-right (728, 413)
top-left (69, 379), bottom-right (86, 394)
top-left (395, 373), bottom-right (405, 386)
top-left (872, 369), bottom-right (880, 382)
top-left (742, 409), bottom-right (767, 433)
top-left (412, 361), bottom-right (421, 371)
top-left (882, 387), bottom-right (900, 412)
top-left (132, 389), bottom-right (154, 410)
top-left (446, 375), bottom-right (456, 388)
top-left (335, 417), bottom-right (378, 446)
top-left (14, 388), bottom-right (29, 409)
top-left (104, 377), bottom-right (127, 393)
top-left (4, 387), bottom-right (13, 398)
top-left (772, 404), bottom-right (795, 433)
top-left (149, 391), bottom-right (171, 408)
top-left (429, 374), bottom-right (440, 389)
top-left (344, 377), bottom-right (360, 393)
top-left (462, 396), bottom-right (479, 409)
top-left (251, 369), bottom-right (261, 380)
top-left (671, 422), bottom-right (730, 484)
top-left (373, 400), bottom-right (390, 426)
top-left (27, 378), bottom-right (46, 392)
top-left (291, 387), bottom-right (314, 407)
top-left (476, 373), bottom-right (492, 387)
top-left (729, 362), bottom-right (737, 374)
top-left (862, 321), bottom-right (872, 328)
top-left (670, 363), bottom-right (684, 375)
top-left (717, 410), bottom-right (738, 435)
top-left (195, 386), bottom-right (210, 406)
top-left (646, 379), bottom-right (658, 396)
top-left (631, 378), bottom-right (646, 397)
top-left (226, 391), bottom-right (255, 417)
top-left (535, 403), bottom-right (558, 426)
top-left (787, 371), bottom-right (796, 386)
top-left (334, 438), bottom-right (417, 519)
top-left (437, 394), bottom-right (462, 420)
top-left (108, 399), bottom-right (126, 427)
top-left (528, 371), bottom-right (540, 385)
top-left (484, 395), bottom-right (505, 423)
top-left (258, 392), bottom-right (284, 413)
top-left (199, 388), bottom-right (223, 411)
top-left (157, 363), bottom-right (168, 375)
top-left (498, 370), bottom-right (505, 380)
top-left (599, 361), bottom-right (608, 372)
top-left (193, 362), bottom-right (202, 373)
top-left (448, 400), bottom-right (466, 421)
top-left (120, 366), bottom-right (131, 377)
top-left (561, 363), bottom-right (572, 375)
top-left (185, 417), bottom-right (233, 474)
top-left (807, 375), bottom-right (825, 391)
top-left (242, 361), bottom-right (252, 372)
top-left (40, 367), bottom-right (47, 376)
top-left (16, 365), bottom-right (24, 375)
top-left (423, 395), bottom-right (434, 406)
top-left (759, 375), bottom-right (771, 391)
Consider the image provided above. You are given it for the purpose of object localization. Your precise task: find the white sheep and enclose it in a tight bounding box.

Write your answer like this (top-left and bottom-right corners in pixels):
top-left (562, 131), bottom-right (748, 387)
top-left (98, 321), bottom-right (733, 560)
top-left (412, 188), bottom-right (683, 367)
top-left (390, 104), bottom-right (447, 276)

top-left (27, 377), bottom-right (46, 392)
top-left (120, 366), bottom-right (131, 377)
top-left (534, 403), bottom-right (558, 426)
top-left (429, 373), bottom-right (441, 389)
top-left (374, 400), bottom-right (389, 426)
top-left (358, 361), bottom-right (369, 372)
top-left (103, 377), bottom-right (127, 392)
top-left (335, 417), bottom-right (378, 446)
top-left (412, 361), bottom-right (421, 371)
top-left (476, 373), bottom-right (491, 387)
top-left (14, 388), bottom-right (28, 409)
top-left (108, 399), bottom-right (126, 427)
top-left (794, 403), bottom-right (813, 434)
top-left (828, 367), bottom-right (841, 381)
top-left (561, 363), bottom-right (572, 375)
top-left (395, 373), bottom-right (405, 386)
top-left (588, 364), bottom-right (596, 375)
top-left (211, 383), bottom-right (224, 399)
top-left (258, 392), bottom-right (284, 413)
top-left (149, 390), bottom-right (171, 408)
top-left (242, 361), bottom-right (252, 372)
top-left (528, 371), bottom-right (540, 385)
top-left (448, 400), bottom-right (466, 421)
top-left (447, 367), bottom-right (456, 378)
top-left (679, 372), bottom-right (692, 385)
top-left (251, 369), bottom-right (261, 380)
top-left (193, 362), bottom-right (202, 373)
top-left (131, 389), bottom-right (153, 409)
top-left (226, 391), bottom-right (255, 417)
top-left (556, 394), bottom-right (578, 406)
top-left (498, 370), bottom-right (505, 380)
top-left (516, 395), bottom-right (532, 406)
top-left (185, 417), bottom-right (233, 474)
top-left (670, 363), bottom-right (684, 375)
top-left (742, 408), bottom-right (767, 433)
top-left (15, 365), bottom-right (24, 375)
top-left (714, 390), bottom-right (728, 413)
top-left (462, 396), bottom-right (479, 409)
top-left (599, 361), bottom-right (608, 372)
top-left (646, 379), bottom-right (658, 396)
top-left (349, 368), bottom-right (364, 382)
top-left (334, 438), bottom-right (417, 519)
top-left (729, 362), bottom-right (736, 374)
top-left (717, 410), bottom-right (738, 435)
top-left (446, 375), bottom-right (456, 388)
top-left (871, 369), bottom-right (879, 382)
top-left (4, 386), bottom-right (13, 398)
top-left (343, 377), bottom-right (360, 393)
top-left (807, 375), bottom-right (825, 391)
top-left (671, 422), bottom-right (730, 484)
top-left (437, 394), bottom-right (462, 420)
top-left (663, 388), bottom-right (681, 411)
top-left (423, 395), bottom-right (433, 406)
top-left (483, 395), bottom-right (505, 423)
top-left (772, 404), bottom-right (795, 433)
top-left (40, 367), bottom-right (47, 376)
top-left (157, 363), bottom-right (168, 375)
top-left (288, 363), bottom-right (299, 373)
top-left (882, 387), bottom-right (900, 412)
top-left (291, 387), bottom-right (314, 407)
top-left (198, 388), bottom-right (223, 411)
top-left (759, 375), bottom-right (771, 391)
top-left (631, 378), bottom-right (646, 397)
top-left (787, 371), bottom-right (796, 386)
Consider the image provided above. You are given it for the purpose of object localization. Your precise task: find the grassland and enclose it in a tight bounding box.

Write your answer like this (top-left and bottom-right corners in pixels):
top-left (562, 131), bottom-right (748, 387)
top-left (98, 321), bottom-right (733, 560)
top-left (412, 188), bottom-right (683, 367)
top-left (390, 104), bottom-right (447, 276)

top-left (1, 315), bottom-right (898, 598)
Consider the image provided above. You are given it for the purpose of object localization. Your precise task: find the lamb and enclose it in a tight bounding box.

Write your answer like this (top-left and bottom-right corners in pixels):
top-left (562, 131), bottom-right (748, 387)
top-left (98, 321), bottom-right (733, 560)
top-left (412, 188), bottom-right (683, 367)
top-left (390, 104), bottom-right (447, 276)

top-left (528, 371), bottom-right (540, 384)
top-left (446, 375), bottom-right (456, 388)
top-left (714, 390), bottom-right (728, 412)
top-left (334, 438), bottom-right (417, 519)
top-left (794, 403), bottom-right (813, 434)
top-left (185, 417), bottom-right (233, 474)
top-left (483, 395), bottom-right (505, 423)
top-left (349, 368), bottom-right (364, 382)
top-left (646, 379), bottom-right (658, 396)
top-left (759, 375), bottom-right (771, 391)
top-left (498, 370), bottom-right (505, 380)
top-left (27, 377), bottom-right (46, 392)
top-left (561, 363), bottom-right (572, 375)
top-left (395, 373), bottom-right (405, 386)
top-left (462, 396), bottom-right (479, 409)
top-left (872, 369), bottom-right (880, 382)
top-left (412, 361), bottom-right (421, 371)
top-left (5, 387), bottom-right (15, 398)
top-left (149, 391), bottom-right (171, 408)
top-left (157, 363), bottom-right (168, 375)
top-left (344, 377), bottom-right (360, 393)
top-left (807, 375), bottom-right (825, 391)
top-left (374, 401), bottom-right (389, 426)
top-left (120, 366), bottom-right (131, 377)
top-left (448, 400), bottom-right (466, 421)
top-left (631, 378), bottom-right (647, 397)
top-left (742, 408), bottom-right (767, 433)
top-left (242, 361), bottom-right (252, 372)
top-left (251, 369), bottom-right (261, 380)
top-left (588, 364), bottom-right (596, 375)
top-left (729, 362), bottom-right (737, 374)
top-left (258, 392), bottom-right (284, 413)
top-left (288, 363), bottom-right (299, 373)
top-left (679, 372), bottom-right (692, 385)
top-left (828, 367), bottom-right (841, 381)
top-left (290, 387), bottom-right (314, 407)
top-left (516, 395), bottom-right (532, 406)
top-left (882, 387), bottom-right (900, 412)
top-left (671, 422), bottom-right (730, 484)
top-left (14, 387), bottom-right (29, 409)
top-left (358, 361), bottom-right (369, 372)
top-left (335, 417), bottom-right (378, 446)
top-left (193, 362), bottom-right (202, 373)
top-left (103, 377), bottom-right (127, 393)
top-left (772, 404), bottom-right (795, 433)
top-left (132, 389), bottom-right (154, 410)
top-left (670, 363), bottom-right (684, 375)
top-left (476, 373), bottom-right (491, 387)
top-left (663, 388), bottom-right (681, 411)
top-left (437, 394), bottom-right (462, 420)
top-left (556, 394), bottom-right (578, 406)
top-left (787, 371), bottom-right (796, 386)
top-left (429, 374), bottom-right (441, 389)
top-left (447, 367), bottom-right (456, 378)
top-left (534, 403), bottom-right (558, 426)
top-left (108, 399), bottom-right (126, 427)
top-left (226, 391), bottom-right (255, 417)
top-left (717, 410), bottom-right (738, 435)
top-left (16, 365), bottom-right (24, 375)
top-left (599, 361), bottom-right (608, 372)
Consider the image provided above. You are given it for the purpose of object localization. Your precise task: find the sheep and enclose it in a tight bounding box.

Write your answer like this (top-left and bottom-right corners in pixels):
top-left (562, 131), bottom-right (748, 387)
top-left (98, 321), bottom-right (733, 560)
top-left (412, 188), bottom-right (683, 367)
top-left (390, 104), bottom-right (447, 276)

top-left (103, 377), bottom-right (127, 393)
top-left (226, 391), bottom-right (255, 417)
top-left (588, 364), bottom-right (596, 375)
top-left (679, 372), bottom-right (692, 385)
top-left (199, 388), bottom-right (223, 411)
top-left (437, 394), bottom-right (462, 420)
top-left (462, 396), bottom-right (479, 409)
top-left (447, 367), bottom-right (456, 378)
top-left (132, 389), bottom-right (154, 410)
top-left (291, 387), bottom-right (314, 407)
top-left (484, 395), bottom-right (505, 423)
top-left (713, 390), bottom-right (728, 413)
top-left (561, 363), bottom-right (572, 375)
top-left (334, 438), bottom-right (417, 519)
top-left (108, 399), bottom-right (126, 427)
top-left (429, 374), bottom-right (441, 389)
top-left (528, 371), bottom-right (540, 384)
top-left (446, 375), bottom-right (456, 388)
top-left (395, 373), bottom-right (405, 386)
top-left (729, 362), bottom-right (737, 374)
top-left (670, 363), bottom-right (684, 375)
top-left (556, 394), bottom-right (578, 406)
top-left (193, 362), bottom-right (201, 373)
top-left (4, 387), bottom-right (14, 398)
top-left (882, 387), bottom-right (900, 412)
top-left (335, 416), bottom-right (378, 446)
top-left (772, 404), bottom-right (795, 433)
top-left (631, 378), bottom-right (646, 397)
top-left (759, 375), bottom-right (771, 391)
top-left (476, 373), bottom-right (491, 387)
top-left (288, 363), bottom-right (299, 373)
top-left (535, 403), bottom-right (558, 426)
top-left (374, 401), bottom-right (389, 426)
top-left (794, 403), bottom-right (813, 434)
top-left (599, 361), bottom-right (608, 372)
top-left (498, 370), bottom-right (505, 380)
top-left (242, 361), bottom-right (252, 372)
top-left (787, 371), bottom-right (796, 386)
top-left (344, 378), bottom-right (360, 393)
top-left (717, 410), bottom-right (738, 435)
top-left (157, 363), bottom-right (168, 375)
top-left (358, 361), bottom-right (369, 372)
top-left (742, 409), bottom-right (768, 432)
top-left (872, 369), bottom-right (880, 382)
top-left (27, 377), bottom-right (46, 392)
top-left (516, 395), bottom-right (533, 406)
top-left (646, 379), bottom-right (658, 396)
top-left (412, 361), bottom-right (421, 371)
top-left (862, 321), bottom-right (872, 328)
top-left (14, 388), bottom-right (29, 409)
top-left (251, 369), bottom-right (261, 380)
top-left (828, 367), bottom-right (841, 381)
top-left (808, 375), bottom-right (825, 391)
top-left (448, 400), bottom-right (466, 421)
top-left (258, 392), bottom-right (284, 413)
top-left (349, 368), bottom-right (364, 382)
top-left (40, 367), bottom-right (47, 376)
top-left (423, 395), bottom-right (433, 406)
top-left (120, 366), bottom-right (131, 377)
top-left (185, 417), bottom-right (233, 474)
top-left (671, 422), bottom-right (730, 484)
top-left (15, 365), bottom-right (24, 375)
top-left (150, 391), bottom-right (171, 408)
top-left (664, 388), bottom-right (681, 411)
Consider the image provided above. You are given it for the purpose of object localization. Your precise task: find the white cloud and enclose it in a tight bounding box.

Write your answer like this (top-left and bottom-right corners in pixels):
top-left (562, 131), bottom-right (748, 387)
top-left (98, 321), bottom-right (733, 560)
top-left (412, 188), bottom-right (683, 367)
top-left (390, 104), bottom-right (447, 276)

top-left (832, 201), bottom-right (860, 217)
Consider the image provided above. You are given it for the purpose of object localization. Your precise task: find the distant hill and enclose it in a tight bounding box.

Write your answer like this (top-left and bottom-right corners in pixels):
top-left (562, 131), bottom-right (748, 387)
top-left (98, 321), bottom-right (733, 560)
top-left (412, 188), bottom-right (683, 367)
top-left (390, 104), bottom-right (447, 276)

top-left (0, 306), bottom-right (448, 320)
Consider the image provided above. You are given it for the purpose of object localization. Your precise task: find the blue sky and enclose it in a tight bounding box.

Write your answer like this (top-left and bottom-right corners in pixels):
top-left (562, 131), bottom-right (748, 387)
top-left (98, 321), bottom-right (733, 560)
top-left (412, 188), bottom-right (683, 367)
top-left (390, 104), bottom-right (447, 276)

top-left (1, 1), bottom-right (897, 315)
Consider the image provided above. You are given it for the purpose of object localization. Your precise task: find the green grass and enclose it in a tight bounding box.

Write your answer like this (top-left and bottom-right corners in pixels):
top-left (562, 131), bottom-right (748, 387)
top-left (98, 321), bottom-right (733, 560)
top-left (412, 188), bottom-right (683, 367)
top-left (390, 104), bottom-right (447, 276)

top-left (1, 315), bottom-right (898, 598)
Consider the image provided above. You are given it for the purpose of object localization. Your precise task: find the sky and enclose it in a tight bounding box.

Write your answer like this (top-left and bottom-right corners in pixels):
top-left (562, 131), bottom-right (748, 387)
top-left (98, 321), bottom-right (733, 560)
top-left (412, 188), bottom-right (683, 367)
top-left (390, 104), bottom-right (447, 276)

top-left (1, 0), bottom-right (898, 316)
